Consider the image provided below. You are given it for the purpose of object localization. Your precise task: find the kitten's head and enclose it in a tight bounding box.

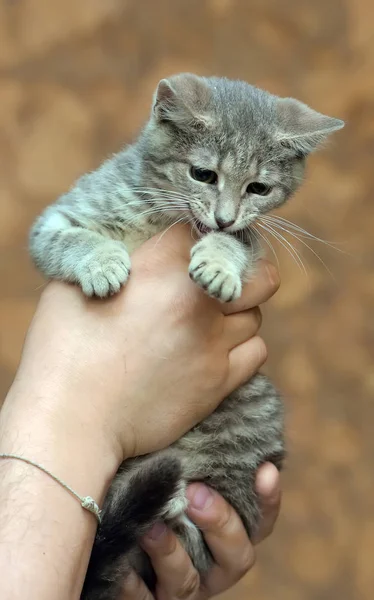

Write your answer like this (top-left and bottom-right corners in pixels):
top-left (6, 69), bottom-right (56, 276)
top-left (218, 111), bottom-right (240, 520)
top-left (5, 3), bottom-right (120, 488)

top-left (140, 74), bottom-right (344, 234)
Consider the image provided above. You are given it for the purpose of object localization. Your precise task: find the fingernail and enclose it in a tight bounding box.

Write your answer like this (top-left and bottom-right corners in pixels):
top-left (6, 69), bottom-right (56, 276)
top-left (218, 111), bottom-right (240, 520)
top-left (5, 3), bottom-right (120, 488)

top-left (146, 521), bottom-right (167, 540)
top-left (187, 484), bottom-right (214, 511)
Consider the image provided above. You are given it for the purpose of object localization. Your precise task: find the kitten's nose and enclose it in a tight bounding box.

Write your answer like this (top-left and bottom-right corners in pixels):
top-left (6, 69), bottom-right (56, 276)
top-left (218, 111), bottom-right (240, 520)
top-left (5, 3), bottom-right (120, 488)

top-left (215, 217), bottom-right (235, 230)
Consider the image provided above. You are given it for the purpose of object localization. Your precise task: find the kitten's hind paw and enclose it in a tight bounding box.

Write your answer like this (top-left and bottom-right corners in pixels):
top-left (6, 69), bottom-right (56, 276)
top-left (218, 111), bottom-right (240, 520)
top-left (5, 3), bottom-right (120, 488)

top-left (189, 255), bottom-right (242, 302)
top-left (77, 240), bottom-right (131, 297)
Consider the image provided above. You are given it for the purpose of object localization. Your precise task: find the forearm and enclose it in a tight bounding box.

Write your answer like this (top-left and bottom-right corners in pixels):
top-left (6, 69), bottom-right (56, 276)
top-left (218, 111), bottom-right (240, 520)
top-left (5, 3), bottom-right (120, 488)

top-left (0, 381), bottom-right (120, 600)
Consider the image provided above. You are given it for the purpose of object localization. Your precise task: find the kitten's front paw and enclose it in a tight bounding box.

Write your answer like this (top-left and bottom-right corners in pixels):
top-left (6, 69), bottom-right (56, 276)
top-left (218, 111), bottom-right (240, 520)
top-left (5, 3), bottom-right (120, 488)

top-left (189, 250), bottom-right (242, 302)
top-left (77, 241), bottom-right (131, 297)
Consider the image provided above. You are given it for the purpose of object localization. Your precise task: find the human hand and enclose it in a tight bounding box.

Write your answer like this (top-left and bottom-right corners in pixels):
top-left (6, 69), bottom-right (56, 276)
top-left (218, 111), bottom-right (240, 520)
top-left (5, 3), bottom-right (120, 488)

top-left (0, 225), bottom-right (279, 599)
top-left (119, 463), bottom-right (281, 600)
top-left (6, 224), bottom-right (279, 468)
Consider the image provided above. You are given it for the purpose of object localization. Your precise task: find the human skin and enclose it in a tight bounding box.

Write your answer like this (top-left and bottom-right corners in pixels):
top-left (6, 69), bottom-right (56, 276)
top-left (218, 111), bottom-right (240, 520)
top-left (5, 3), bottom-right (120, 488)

top-left (0, 224), bottom-right (280, 599)
top-left (122, 464), bottom-right (281, 600)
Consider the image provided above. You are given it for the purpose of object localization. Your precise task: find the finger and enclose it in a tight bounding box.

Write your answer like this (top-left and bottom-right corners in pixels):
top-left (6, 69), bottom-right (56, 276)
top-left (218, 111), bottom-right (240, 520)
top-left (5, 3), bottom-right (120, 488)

top-left (224, 336), bottom-right (267, 395)
top-left (134, 224), bottom-right (194, 268)
top-left (222, 260), bottom-right (280, 315)
top-left (252, 463), bottom-right (281, 544)
top-left (224, 307), bottom-right (262, 350)
top-left (186, 484), bottom-right (255, 596)
top-left (118, 569), bottom-right (154, 600)
top-left (141, 522), bottom-right (201, 600)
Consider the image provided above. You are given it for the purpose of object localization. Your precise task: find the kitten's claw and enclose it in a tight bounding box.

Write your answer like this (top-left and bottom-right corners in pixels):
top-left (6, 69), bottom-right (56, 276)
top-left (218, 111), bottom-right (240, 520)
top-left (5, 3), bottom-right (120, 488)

top-left (77, 241), bottom-right (131, 297)
top-left (189, 257), bottom-right (242, 302)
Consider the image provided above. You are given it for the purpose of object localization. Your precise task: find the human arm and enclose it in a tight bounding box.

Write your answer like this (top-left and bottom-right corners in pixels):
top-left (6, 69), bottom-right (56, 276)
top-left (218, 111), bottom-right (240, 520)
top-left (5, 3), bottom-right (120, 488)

top-left (0, 224), bottom-right (280, 599)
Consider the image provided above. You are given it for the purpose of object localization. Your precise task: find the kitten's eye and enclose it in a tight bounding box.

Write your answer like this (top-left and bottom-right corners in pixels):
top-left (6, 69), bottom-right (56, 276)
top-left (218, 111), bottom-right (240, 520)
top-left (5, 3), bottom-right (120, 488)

top-left (190, 167), bottom-right (218, 185)
top-left (247, 182), bottom-right (272, 196)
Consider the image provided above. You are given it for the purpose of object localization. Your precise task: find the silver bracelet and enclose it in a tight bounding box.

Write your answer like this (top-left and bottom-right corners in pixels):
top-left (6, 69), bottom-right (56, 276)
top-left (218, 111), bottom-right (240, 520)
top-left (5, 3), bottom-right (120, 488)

top-left (0, 454), bottom-right (102, 523)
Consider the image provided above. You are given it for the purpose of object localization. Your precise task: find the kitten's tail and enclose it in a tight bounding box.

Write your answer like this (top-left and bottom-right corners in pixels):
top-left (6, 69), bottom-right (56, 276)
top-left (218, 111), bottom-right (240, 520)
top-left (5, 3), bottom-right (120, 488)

top-left (81, 455), bottom-right (182, 599)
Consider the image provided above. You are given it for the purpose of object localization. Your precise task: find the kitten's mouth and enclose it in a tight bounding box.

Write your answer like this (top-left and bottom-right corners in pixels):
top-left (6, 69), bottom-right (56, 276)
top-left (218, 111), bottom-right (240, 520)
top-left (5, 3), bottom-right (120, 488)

top-left (194, 220), bottom-right (213, 235)
top-left (194, 219), bottom-right (245, 236)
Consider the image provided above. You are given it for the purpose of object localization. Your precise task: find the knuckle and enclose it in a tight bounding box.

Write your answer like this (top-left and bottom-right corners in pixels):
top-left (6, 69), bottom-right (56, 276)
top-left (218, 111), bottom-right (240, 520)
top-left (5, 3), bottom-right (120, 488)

top-left (263, 521), bottom-right (275, 539)
top-left (264, 262), bottom-right (281, 291)
top-left (215, 502), bottom-right (232, 531)
top-left (161, 532), bottom-right (178, 557)
top-left (236, 544), bottom-right (256, 578)
top-left (135, 585), bottom-right (151, 600)
top-left (252, 306), bottom-right (262, 328)
top-left (177, 569), bottom-right (200, 599)
top-left (121, 572), bottom-right (149, 600)
top-left (137, 588), bottom-right (152, 600)
top-left (204, 356), bottom-right (229, 390)
top-left (254, 336), bottom-right (268, 365)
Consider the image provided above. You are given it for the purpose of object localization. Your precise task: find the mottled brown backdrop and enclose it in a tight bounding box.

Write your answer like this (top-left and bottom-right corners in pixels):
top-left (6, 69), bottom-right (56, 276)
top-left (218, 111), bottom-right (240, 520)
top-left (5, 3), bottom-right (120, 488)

top-left (1, 1), bottom-right (373, 599)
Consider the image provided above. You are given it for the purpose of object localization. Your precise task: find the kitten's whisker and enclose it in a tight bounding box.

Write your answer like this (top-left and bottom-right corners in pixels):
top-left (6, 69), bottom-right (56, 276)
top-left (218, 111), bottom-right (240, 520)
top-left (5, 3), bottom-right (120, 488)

top-left (130, 194), bottom-right (190, 202)
top-left (263, 215), bottom-right (329, 242)
top-left (251, 224), bottom-right (280, 269)
top-left (124, 197), bottom-right (190, 206)
top-left (263, 216), bottom-right (347, 261)
top-left (128, 187), bottom-right (192, 201)
top-left (289, 175), bottom-right (306, 183)
top-left (126, 184), bottom-right (191, 194)
top-left (132, 198), bottom-right (190, 208)
top-left (259, 152), bottom-right (290, 168)
top-left (108, 204), bottom-right (188, 219)
top-left (134, 197), bottom-right (190, 207)
top-left (257, 222), bottom-right (308, 277)
top-left (139, 204), bottom-right (187, 213)
top-left (289, 173), bottom-right (321, 186)
top-left (261, 219), bottom-right (336, 280)
top-left (264, 226), bottom-right (308, 277)
top-left (124, 206), bottom-right (188, 222)
top-left (126, 199), bottom-right (189, 209)
top-left (152, 215), bottom-right (192, 248)
top-left (190, 226), bottom-right (199, 242)
top-left (258, 221), bottom-right (307, 275)
top-left (133, 191), bottom-right (189, 198)
top-left (263, 215), bottom-right (325, 239)
top-left (262, 215), bottom-right (347, 252)
top-left (32, 281), bottom-right (48, 292)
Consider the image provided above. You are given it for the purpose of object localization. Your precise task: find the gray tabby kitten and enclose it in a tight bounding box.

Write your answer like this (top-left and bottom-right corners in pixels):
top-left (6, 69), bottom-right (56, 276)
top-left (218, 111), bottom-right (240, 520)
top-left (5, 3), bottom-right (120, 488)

top-left (29, 74), bottom-right (344, 600)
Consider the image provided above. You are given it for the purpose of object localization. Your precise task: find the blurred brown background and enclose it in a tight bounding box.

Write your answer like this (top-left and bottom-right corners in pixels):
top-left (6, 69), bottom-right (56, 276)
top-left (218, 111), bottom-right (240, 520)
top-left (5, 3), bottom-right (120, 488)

top-left (0, 0), bottom-right (373, 598)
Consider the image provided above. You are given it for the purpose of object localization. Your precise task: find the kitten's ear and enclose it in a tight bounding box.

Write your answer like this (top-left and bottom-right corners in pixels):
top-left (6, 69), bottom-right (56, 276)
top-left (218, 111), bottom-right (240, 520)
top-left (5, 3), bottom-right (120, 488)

top-left (276, 97), bottom-right (344, 155)
top-left (153, 74), bottom-right (212, 130)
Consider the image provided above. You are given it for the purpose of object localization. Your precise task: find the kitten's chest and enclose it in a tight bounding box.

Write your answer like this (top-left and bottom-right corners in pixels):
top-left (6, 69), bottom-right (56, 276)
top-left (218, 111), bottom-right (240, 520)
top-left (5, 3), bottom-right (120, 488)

top-left (120, 219), bottom-right (165, 255)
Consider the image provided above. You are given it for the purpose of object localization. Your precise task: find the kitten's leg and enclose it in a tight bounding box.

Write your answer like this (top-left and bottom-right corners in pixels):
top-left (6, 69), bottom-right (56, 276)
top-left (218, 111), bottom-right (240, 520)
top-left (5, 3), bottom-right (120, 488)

top-left (189, 232), bottom-right (256, 302)
top-left (179, 374), bottom-right (285, 541)
top-left (30, 210), bottom-right (131, 297)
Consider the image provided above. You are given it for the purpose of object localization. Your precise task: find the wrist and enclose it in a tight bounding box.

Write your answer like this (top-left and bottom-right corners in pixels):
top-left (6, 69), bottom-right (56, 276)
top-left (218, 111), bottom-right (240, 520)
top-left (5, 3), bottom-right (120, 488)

top-left (1, 378), bottom-right (122, 506)
top-left (0, 379), bottom-right (124, 600)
